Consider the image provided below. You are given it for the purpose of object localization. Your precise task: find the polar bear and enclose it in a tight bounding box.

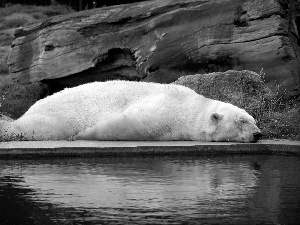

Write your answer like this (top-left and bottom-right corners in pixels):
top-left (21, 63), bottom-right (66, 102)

top-left (0, 81), bottom-right (262, 142)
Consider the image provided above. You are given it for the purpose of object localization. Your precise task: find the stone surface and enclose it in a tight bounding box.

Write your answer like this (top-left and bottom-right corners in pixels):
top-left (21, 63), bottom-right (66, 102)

top-left (7, 0), bottom-right (300, 96)
top-left (0, 140), bottom-right (299, 157)
top-left (173, 70), bottom-right (274, 115)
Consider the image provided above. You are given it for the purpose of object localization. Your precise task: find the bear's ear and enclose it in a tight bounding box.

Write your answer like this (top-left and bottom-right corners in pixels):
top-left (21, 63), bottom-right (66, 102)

top-left (210, 112), bottom-right (224, 125)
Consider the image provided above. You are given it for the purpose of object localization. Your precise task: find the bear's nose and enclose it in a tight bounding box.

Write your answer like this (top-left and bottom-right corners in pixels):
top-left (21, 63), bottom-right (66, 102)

top-left (253, 132), bottom-right (262, 142)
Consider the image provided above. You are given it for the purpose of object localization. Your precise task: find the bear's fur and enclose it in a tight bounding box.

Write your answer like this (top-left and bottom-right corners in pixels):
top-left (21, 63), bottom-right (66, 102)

top-left (0, 81), bottom-right (262, 142)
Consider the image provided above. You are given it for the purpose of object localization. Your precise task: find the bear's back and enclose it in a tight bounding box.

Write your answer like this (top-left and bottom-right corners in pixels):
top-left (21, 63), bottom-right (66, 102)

top-left (24, 81), bottom-right (198, 118)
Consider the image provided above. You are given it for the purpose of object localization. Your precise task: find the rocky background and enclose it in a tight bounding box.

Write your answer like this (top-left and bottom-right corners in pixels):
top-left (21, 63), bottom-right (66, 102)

top-left (5, 0), bottom-right (300, 98)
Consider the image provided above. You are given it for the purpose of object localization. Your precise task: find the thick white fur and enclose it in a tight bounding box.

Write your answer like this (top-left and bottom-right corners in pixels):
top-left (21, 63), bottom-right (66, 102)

top-left (0, 81), bottom-right (261, 142)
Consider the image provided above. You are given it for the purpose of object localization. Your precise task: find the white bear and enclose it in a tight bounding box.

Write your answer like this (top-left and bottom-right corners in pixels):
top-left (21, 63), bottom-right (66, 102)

top-left (0, 81), bottom-right (262, 142)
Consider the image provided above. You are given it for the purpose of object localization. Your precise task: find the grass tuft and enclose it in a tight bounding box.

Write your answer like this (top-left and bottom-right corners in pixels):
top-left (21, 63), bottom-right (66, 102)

top-left (0, 55), bottom-right (9, 74)
top-left (2, 17), bottom-right (27, 29)
top-left (0, 79), bottom-right (49, 119)
top-left (0, 4), bottom-right (74, 30)
top-left (253, 70), bottom-right (300, 140)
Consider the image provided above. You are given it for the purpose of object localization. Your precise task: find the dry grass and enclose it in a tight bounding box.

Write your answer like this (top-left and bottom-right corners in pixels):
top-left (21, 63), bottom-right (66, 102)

top-left (0, 79), bottom-right (49, 119)
top-left (244, 70), bottom-right (300, 140)
top-left (0, 3), bottom-right (74, 30)
top-left (0, 55), bottom-right (9, 75)
top-left (0, 4), bottom-right (74, 21)
top-left (0, 34), bottom-right (14, 46)
top-left (259, 107), bottom-right (300, 139)
top-left (1, 13), bottom-right (35, 29)
top-left (253, 88), bottom-right (300, 140)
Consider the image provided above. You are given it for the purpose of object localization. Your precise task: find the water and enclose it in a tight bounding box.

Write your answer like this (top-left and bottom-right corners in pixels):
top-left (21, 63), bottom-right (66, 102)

top-left (0, 155), bottom-right (300, 225)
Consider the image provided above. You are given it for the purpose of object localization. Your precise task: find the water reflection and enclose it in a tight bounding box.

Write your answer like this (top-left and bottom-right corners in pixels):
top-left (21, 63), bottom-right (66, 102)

top-left (1, 155), bottom-right (300, 224)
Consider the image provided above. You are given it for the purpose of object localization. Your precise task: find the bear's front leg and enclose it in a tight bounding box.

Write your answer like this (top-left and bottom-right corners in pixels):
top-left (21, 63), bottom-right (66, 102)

top-left (75, 113), bottom-right (145, 141)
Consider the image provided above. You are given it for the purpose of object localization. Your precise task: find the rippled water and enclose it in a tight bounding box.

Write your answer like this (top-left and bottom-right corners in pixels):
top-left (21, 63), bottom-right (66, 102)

top-left (1, 155), bottom-right (300, 225)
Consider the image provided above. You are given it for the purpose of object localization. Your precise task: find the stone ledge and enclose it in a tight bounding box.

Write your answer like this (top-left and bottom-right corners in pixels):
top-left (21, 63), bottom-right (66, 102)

top-left (0, 140), bottom-right (299, 158)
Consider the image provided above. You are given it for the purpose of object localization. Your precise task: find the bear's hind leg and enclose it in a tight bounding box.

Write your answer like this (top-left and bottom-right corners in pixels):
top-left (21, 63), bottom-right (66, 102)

top-left (15, 114), bottom-right (74, 140)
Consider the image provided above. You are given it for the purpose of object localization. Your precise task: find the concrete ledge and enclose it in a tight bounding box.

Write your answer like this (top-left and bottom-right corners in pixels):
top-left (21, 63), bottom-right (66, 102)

top-left (0, 139), bottom-right (299, 158)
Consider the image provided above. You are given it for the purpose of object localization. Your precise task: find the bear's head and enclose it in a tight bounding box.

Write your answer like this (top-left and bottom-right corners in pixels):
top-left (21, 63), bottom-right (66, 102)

top-left (209, 104), bottom-right (262, 143)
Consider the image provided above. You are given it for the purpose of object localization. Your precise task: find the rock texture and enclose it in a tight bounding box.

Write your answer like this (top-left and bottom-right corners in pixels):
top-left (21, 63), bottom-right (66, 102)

top-left (7, 0), bottom-right (300, 96)
top-left (173, 70), bottom-right (274, 116)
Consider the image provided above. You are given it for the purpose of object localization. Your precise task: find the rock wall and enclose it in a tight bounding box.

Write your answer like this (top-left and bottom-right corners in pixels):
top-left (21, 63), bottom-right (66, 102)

top-left (7, 0), bottom-right (300, 96)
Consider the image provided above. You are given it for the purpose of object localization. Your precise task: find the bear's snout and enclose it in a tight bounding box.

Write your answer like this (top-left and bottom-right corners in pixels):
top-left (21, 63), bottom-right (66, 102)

top-left (252, 131), bottom-right (262, 143)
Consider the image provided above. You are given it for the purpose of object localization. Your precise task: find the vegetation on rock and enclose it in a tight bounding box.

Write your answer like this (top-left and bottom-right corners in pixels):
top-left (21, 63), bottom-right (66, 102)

top-left (0, 3), bottom-right (73, 22)
top-left (0, 79), bottom-right (49, 119)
